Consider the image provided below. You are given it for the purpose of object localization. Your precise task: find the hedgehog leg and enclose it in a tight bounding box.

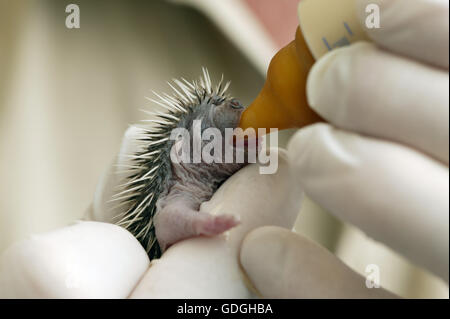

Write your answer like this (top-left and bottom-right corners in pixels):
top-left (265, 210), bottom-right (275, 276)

top-left (154, 202), bottom-right (240, 251)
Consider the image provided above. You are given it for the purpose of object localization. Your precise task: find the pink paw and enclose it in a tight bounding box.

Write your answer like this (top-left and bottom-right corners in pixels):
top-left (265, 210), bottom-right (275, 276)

top-left (155, 208), bottom-right (241, 252)
top-left (196, 214), bottom-right (240, 236)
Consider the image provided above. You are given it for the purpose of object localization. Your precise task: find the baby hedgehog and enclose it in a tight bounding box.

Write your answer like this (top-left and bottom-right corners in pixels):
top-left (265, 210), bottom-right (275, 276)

top-left (112, 68), bottom-right (251, 259)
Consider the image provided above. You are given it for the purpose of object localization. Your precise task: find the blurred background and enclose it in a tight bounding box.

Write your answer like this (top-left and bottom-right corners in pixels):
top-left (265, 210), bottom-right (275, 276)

top-left (0, 0), bottom-right (447, 298)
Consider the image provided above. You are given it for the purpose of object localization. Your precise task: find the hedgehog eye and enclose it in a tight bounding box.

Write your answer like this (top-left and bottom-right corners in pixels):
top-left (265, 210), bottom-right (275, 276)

top-left (211, 97), bottom-right (224, 106)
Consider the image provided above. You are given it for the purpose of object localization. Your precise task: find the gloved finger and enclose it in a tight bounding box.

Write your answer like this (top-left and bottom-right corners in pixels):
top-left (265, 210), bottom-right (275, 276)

top-left (288, 124), bottom-right (449, 282)
top-left (0, 221), bottom-right (149, 298)
top-left (129, 148), bottom-right (302, 298)
top-left (357, 0), bottom-right (449, 69)
top-left (86, 126), bottom-right (147, 223)
top-left (307, 42), bottom-right (449, 164)
top-left (240, 226), bottom-right (397, 298)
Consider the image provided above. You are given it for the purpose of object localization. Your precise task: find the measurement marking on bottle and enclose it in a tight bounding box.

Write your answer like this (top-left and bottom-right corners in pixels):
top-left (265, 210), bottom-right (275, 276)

top-left (343, 22), bottom-right (353, 36)
top-left (322, 22), bottom-right (355, 52)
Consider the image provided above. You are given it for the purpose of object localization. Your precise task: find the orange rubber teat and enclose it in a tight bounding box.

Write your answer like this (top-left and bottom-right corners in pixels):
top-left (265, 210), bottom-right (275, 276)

top-left (239, 27), bottom-right (323, 135)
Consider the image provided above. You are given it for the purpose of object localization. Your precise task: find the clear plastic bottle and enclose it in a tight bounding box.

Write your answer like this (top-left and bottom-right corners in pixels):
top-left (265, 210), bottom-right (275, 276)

top-left (239, 0), bottom-right (369, 134)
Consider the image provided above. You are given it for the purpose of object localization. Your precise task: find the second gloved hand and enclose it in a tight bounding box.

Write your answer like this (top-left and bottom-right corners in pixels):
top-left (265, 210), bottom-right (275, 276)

top-left (240, 0), bottom-right (449, 298)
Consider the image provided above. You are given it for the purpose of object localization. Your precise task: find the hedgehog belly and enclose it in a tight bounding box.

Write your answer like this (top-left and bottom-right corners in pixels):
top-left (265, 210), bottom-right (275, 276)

top-left (152, 158), bottom-right (246, 254)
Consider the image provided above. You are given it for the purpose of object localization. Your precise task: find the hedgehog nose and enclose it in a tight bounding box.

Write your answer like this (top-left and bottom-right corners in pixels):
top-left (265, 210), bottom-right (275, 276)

top-left (230, 99), bottom-right (244, 109)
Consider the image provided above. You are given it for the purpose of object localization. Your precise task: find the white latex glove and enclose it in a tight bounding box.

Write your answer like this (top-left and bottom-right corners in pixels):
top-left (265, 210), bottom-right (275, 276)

top-left (240, 0), bottom-right (449, 298)
top-left (0, 127), bottom-right (301, 298)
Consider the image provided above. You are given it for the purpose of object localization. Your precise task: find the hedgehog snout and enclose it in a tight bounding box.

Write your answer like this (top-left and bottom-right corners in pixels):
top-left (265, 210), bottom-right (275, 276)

top-left (229, 98), bottom-right (244, 110)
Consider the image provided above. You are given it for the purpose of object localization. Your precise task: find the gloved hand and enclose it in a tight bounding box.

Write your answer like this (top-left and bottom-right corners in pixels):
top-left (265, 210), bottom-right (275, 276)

top-left (0, 126), bottom-right (301, 298)
top-left (240, 0), bottom-right (449, 298)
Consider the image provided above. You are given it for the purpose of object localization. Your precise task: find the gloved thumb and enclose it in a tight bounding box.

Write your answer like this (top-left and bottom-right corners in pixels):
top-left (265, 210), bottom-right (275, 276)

top-left (240, 226), bottom-right (397, 298)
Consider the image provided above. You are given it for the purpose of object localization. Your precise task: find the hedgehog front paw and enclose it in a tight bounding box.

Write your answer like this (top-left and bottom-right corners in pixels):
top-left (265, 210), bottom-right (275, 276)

top-left (154, 206), bottom-right (240, 252)
top-left (194, 214), bottom-right (240, 236)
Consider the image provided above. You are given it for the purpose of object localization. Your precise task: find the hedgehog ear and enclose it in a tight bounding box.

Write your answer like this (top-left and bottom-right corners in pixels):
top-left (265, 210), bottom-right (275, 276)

top-left (170, 137), bottom-right (190, 164)
top-left (174, 138), bottom-right (183, 156)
